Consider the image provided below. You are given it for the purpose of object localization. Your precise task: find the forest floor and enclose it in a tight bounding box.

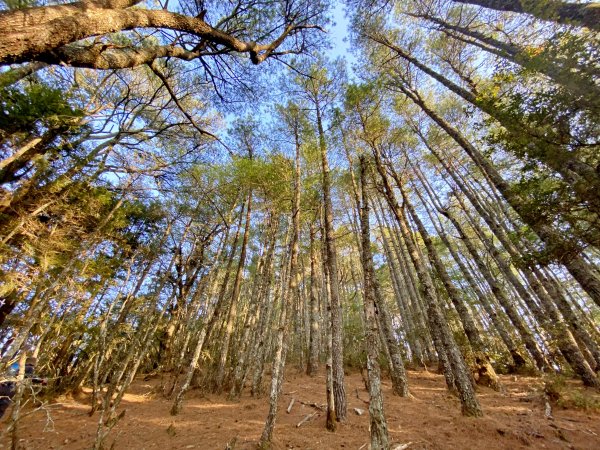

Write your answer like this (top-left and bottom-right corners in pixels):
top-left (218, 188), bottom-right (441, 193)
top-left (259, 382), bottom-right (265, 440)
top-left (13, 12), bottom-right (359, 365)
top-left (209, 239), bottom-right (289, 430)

top-left (1, 368), bottom-right (600, 449)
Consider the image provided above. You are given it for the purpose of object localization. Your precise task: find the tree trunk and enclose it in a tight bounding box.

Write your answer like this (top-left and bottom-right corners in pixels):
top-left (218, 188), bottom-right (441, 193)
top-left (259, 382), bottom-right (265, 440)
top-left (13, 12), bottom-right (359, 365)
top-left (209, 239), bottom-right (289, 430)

top-left (321, 223), bottom-right (337, 431)
top-left (440, 205), bottom-right (550, 371)
top-left (452, 0), bottom-right (600, 30)
top-left (393, 170), bottom-right (500, 391)
top-left (307, 220), bottom-right (321, 376)
top-left (372, 147), bottom-right (483, 417)
top-left (229, 218), bottom-right (277, 399)
top-left (358, 156), bottom-right (390, 449)
top-left (379, 203), bottom-right (436, 363)
top-left (372, 37), bottom-right (600, 221)
top-left (259, 127), bottom-right (302, 447)
top-left (456, 193), bottom-right (600, 387)
top-left (413, 166), bottom-right (530, 371)
top-left (415, 12), bottom-right (600, 111)
top-left (375, 211), bottom-right (424, 365)
top-left (214, 191), bottom-right (252, 392)
top-left (317, 99), bottom-right (347, 421)
top-left (400, 84), bottom-right (600, 308)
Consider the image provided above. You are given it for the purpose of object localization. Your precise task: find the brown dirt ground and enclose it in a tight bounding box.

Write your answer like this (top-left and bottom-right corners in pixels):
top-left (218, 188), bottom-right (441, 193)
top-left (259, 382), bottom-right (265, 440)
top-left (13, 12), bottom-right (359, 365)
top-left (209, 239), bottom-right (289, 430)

top-left (2, 369), bottom-right (600, 449)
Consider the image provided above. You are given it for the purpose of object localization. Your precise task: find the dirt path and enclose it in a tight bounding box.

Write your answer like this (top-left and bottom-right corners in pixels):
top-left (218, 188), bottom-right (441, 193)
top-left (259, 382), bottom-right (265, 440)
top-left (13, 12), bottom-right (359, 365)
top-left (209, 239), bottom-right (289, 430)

top-left (2, 369), bottom-right (599, 449)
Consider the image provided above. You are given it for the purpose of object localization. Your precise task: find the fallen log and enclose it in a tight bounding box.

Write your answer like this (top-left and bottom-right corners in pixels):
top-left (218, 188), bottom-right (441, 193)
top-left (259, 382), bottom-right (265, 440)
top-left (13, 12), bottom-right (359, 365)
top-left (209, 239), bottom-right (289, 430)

top-left (287, 398), bottom-right (295, 414)
top-left (296, 411), bottom-right (318, 428)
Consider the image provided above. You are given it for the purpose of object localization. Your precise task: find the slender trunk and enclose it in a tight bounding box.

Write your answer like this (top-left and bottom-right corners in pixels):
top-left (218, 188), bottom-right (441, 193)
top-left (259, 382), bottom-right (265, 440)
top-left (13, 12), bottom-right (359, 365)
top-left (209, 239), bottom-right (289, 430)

top-left (374, 41), bottom-right (600, 227)
top-left (229, 219), bottom-right (276, 399)
top-left (375, 208), bottom-right (424, 365)
top-left (372, 147), bottom-right (482, 417)
top-left (259, 130), bottom-right (301, 447)
top-left (0, 126), bottom-right (67, 185)
top-left (307, 220), bottom-right (320, 376)
top-left (379, 203), bottom-right (436, 362)
top-left (358, 156), bottom-right (390, 449)
top-left (170, 304), bottom-right (213, 415)
top-left (536, 270), bottom-right (600, 370)
top-left (251, 237), bottom-right (288, 398)
top-left (414, 12), bottom-right (600, 110)
top-left (456, 194), bottom-right (600, 387)
top-left (321, 221), bottom-right (337, 431)
top-left (360, 179), bottom-right (410, 397)
top-left (393, 171), bottom-right (500, 390)
top-left (413, 167), bottom-right (530, 370)
top-left (440, 205), bottom-right (550, 371)
top-left (317, 99), bottom-right (346, 421)
top-left (93, 259), bottom-right (178, 449)
top-left (452, 0), bottom-right (600, 30)
top-left (169, 231), bottom-right (230, 414)
top-left (201, 204), bottom-right (244, 366)
top-left (402, 92), bottom-right (600, 309)
top-left (214, 191), bottom-right (252, 392)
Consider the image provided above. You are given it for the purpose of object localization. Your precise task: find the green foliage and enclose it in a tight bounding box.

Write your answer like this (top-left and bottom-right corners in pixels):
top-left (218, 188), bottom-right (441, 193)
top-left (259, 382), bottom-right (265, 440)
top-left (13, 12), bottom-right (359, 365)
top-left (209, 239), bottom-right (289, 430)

top-left (232, 153), bottom-right (294, 210)
top-left (472, 35), bottom-right (600, 256)
top-left (545, 374), bottom-right (600, 411)
top-left (0, 177), bottom-right (163, 278)
top-left (0, 82), bottom-right (82, 136)
top-left (343, 305), bottom-right (367, 370)
top-left (344, 82), bottom-right (391, 142)
top-left (2, 0), bottom-right (38, 9)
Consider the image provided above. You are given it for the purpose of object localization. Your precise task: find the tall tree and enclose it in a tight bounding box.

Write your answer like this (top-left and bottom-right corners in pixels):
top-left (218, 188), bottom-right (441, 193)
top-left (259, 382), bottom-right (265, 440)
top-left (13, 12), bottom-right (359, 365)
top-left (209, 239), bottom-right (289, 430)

top-left (358, 155), bottom-right (390, 449)
top-left (452, 0), bottom-right (600, 30)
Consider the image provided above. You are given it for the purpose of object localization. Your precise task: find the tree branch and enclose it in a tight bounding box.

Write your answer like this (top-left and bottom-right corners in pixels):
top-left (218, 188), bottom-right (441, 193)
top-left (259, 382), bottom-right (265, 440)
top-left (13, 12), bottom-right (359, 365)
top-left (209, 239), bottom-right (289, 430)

top-left (0, 2), bottom-right (323, 67)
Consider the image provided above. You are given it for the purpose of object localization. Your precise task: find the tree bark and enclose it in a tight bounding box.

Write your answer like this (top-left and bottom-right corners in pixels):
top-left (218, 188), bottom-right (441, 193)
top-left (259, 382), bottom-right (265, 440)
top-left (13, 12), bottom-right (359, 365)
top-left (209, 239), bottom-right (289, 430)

top-left (259, 123), bottom-right (302, 447)
top-left (398, 82), bottom-right (600, 308)
top-left (452, 0), bottom-right (600, 31)
top-left (0, 0), bottom-right (315, 66)
top-left (317, 99), bottom-right (347, 421)
top-left (214, 190), bottom-right (252, 392)
top-left (307, 220), bottom-right (321, 376)
top-left (321, 223), bottom-right (337, 432)
top-left (414, 12), bottom-right (600, 111)
top-left (393, 170), bottom-right (501, 390)
top-left (358, 156), bottom-right (390, 449)
top-left (375, 211), bottom-right (425, 365)
top-left (229, 217), bottom-right (277, 399)
top-left (372, 147), bottom-right (483, 417)
top-left (412, 165), bottom-right (530, 371)
top-left (363, 182), bottom-right (410, 397)
top-left (379, 203), bottom-right (436, 363)
top-left (370, 35), bottom-right (600, 220)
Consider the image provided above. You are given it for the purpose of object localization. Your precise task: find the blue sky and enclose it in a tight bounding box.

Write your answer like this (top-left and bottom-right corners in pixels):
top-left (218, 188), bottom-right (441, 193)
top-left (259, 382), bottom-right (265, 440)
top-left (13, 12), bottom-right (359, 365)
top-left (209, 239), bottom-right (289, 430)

top-left (330, 2), bottom-right (358, 81)
top-left (331, 2), bottom-right (351, 56)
